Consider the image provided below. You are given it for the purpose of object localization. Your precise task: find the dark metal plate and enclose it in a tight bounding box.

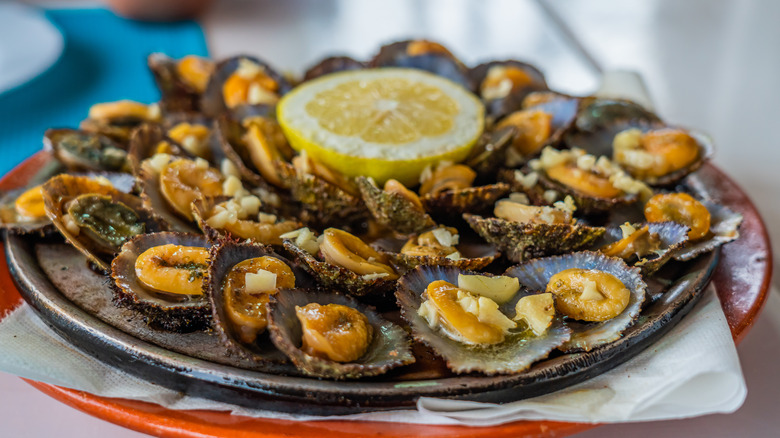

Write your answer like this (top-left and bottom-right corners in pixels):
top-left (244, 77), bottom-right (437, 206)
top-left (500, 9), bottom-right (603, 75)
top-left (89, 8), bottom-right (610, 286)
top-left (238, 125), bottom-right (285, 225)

top-left (5, 221), bottom-right (718, 415)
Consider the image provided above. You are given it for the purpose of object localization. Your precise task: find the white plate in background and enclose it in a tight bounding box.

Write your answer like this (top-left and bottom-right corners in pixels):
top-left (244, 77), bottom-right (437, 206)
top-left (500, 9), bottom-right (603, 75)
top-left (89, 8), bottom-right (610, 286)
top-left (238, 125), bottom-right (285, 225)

top-left (0, 3), bottom-right (64, 95)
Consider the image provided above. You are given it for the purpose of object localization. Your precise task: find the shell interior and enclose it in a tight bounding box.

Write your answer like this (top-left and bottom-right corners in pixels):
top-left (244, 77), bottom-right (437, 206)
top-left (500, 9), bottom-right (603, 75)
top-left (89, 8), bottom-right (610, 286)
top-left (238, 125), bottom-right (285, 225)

top-left (505, 251), bottom-right (646, 352)
top-left (267, 288), bottom-right (415, 379)
top-left (396, 265), bottom-right (571, 375)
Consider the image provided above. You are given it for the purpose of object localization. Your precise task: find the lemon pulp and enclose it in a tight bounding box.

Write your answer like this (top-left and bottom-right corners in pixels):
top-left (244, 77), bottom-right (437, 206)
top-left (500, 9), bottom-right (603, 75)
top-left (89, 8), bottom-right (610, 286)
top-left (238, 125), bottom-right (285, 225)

top-left (277, 68), bottom-right (484, 186)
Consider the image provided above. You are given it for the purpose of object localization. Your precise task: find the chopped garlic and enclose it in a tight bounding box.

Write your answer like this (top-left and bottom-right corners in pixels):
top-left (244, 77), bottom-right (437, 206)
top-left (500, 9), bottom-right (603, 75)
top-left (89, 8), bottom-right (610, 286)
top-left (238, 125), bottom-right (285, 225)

top-left (222, 175), bottom-right (246, 198)
top-left (514, 170), bottom-right (539, 188)
top-left (206, 208), bottom-right (232, 228)
top-left (147, 153), bottom-right (171, 174)
top-left (537, 146), bottom-right (578, 169)
top-left (418, 299), bottom-right (439, 327)
top-left (543, 190), bottom-right (558, 204)
top-left (252, 187), bottom-right (281, 207)
top-left (514, 293), bottom-right (555, 336)
top-left (181, 135), bottom-right (207, 158)
top-left (147, 103), bottom-right (161, 121)
top-left (361, 272), bottom-right (390, 281)
top-left (553, 195), bottom-right (577, 215)
top-left (295, 150), bottom-right (312, 175)
top-left (221, 159), bottom-right (241, 178)
top-left (257, 212), bottom-right (278, 224)
top-left (609, 171), bottom-right (651, 197)
top-left (247, 83), bottom-right (278, 105)
top-left (619, 222), bottom-right (637, 239)
top-left (613, 128), bottom-right (643, 152)
top-left (236, 58), bottom-right (262, 79)
top-left (508, 192), bottom-right (529, 204)
top-left (194, 157), bottom-right (210, 170)
top-left (580, 279), bottom-right (606, 301)
top-left (576, 154), bottom-right (596, 171)
top-left (240, 195), bottom-right (262, 216)
top-left (419, 164), bottom-right (433, 184)
top-left (458, 273), bottom-right (519, 304)
top-left (445, 251), bottom-right (462, 260)
top-left (614, 130), bottom-right (658, 171)
top-left (482, 77), bottom-right (514, 101)
top-left (505, 147), bottom-right (525, 167)
top-left (245, 269), bottom-right (277, 293)
top-left (594, 156), bottom-right (618, 176)
top-left (92, 176), bottom-right (114, 187)
top-left (432, 227), bottom-right (459, 247)
top-left (476, 296), bottom-right (516, 331)
top-left (63, 213), bottom-right (81, 235)
top-left (281, 227), bottom-right (320, 255)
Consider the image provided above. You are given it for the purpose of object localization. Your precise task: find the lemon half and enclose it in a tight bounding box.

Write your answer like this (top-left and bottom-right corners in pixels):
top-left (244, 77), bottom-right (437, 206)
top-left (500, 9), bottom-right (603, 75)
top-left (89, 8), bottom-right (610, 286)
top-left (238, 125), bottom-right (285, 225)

top-left (277, 68), bottom-right (484, 186)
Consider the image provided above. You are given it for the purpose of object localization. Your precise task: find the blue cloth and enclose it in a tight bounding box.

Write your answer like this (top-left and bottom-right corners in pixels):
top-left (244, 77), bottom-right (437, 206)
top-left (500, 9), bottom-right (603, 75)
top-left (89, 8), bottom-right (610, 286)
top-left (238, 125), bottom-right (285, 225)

top-left (0, 8), bottom-right (208, 176)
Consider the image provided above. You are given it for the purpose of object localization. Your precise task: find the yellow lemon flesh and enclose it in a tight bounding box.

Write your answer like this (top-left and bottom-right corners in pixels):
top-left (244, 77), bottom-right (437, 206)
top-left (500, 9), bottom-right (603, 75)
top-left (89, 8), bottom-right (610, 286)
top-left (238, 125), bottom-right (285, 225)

top-left (277, 68), bottom-right (484, 186)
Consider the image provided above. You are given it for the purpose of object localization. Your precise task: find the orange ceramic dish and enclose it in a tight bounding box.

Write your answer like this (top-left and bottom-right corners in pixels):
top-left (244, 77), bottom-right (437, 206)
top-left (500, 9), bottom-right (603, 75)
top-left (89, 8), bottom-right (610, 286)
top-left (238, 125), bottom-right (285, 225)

top-left (0, 151), bottom-right (771, 438)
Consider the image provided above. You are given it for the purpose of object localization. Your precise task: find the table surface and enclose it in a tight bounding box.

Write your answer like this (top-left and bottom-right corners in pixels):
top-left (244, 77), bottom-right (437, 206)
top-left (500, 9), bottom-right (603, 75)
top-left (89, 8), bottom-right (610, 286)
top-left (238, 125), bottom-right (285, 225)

top-left (5, 0), bottom-right (780, 437)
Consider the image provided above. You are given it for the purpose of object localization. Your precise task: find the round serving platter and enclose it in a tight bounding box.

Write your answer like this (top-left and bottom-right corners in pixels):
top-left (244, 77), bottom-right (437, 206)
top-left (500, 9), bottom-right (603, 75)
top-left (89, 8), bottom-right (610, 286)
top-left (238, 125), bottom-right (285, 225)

top-left (0, 151), bottom-right (772, 437)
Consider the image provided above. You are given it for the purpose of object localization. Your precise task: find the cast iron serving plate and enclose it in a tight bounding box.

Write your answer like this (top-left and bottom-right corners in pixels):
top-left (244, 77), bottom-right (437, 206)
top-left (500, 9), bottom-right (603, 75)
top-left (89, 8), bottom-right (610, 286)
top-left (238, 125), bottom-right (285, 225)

top-left (4, 155), bottom-right (720, 415)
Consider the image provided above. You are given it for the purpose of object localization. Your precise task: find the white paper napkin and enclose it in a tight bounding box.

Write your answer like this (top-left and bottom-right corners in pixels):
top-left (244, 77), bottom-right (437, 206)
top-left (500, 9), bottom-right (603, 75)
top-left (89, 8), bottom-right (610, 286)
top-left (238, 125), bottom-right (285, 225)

top-left (0, 282), bottom-right (746, 426)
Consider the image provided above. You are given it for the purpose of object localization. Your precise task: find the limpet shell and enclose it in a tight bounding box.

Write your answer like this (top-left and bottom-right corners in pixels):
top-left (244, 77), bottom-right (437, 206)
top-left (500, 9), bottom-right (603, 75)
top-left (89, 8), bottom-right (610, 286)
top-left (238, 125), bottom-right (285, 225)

top-left (42, 174), bottom-right (162, 273)
top-left (505, 251), bottom-right (646, 352)
top-left (110, 232), bottom-right (211, 332)
top-left (44, 128), bottom-right (129, 173)
top-left (276, 161), bottom-right (368, 229)
top-left (469, 60), bottom-right (548, 122)
top-left (201, 55), bottom-right (292, 119)
top-left (267, 288), bottom-right (415, 379)
top-left (282, 239), bottom-right (396, 304)
top-left (371, 40), bottom-right (472, 90)
top-left (396, 265), bottom-right (571, 375)
top-left (356, 176), bottom-right (435, 236)
top-left (147, 53), bottom-right (205, 113)
top-left (372, 236), bottom-right (499, 273)
top-left (421, 183), bottom-right (511, 217)
top-left (464, 213), bottom-right (605, 263)
top-left (303, 56), bottom-right (365, 81)
top-left (206, 240), bottom-right (309, 363)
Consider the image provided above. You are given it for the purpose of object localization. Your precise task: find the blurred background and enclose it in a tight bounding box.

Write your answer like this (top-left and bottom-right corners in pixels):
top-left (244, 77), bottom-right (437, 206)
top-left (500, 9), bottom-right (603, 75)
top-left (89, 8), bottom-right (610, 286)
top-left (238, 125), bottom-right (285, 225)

top-left (2, 0), bottom-right (779, 436)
